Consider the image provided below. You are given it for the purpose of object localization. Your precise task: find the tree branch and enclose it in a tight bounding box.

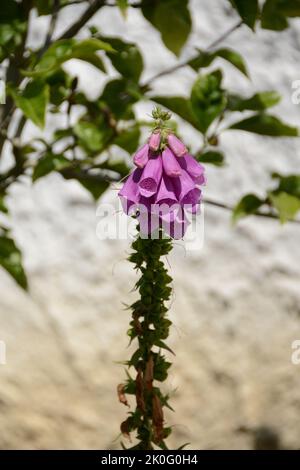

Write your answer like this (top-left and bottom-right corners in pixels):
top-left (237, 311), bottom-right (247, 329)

top-left (142, 20), bottom-right (243, 87)
top-left (58, 0), bottom-right (106, 40)
top-left (204, 197), bottom-right (300, 225)
top-left (44, 0), bottom-right (60, 50)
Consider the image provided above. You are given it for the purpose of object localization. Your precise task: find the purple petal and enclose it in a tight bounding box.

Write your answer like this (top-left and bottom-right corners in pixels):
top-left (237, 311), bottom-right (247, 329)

top-left (179, 154), bottom-right (206, 184)
top-left (138, 154), bottom-right (162, 198)
top-left (161, 210), bottom-right (189, 239)
top-left (173, 169), bottom-right (201, 207)
top-left (154, 175), bottom-right (180, 222)
top-left (118, 168), bottom-right (142, 214)
top-left (167, 134), bottom-right (187, 158)
top-left (156, 174), bottom-right (178, 205)
top-left (162, 147), bottom-right (181, 177)
top-left (149, 131), bottom-right (161, 152)
top-left (133, 143), bottom-right (149, 168)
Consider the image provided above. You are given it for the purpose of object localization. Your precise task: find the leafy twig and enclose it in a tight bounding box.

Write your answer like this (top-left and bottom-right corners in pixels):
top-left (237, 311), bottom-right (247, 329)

top-left (58, 0), bottom-right (106, 40)
top-left (142, 20), bottom-right (243, 87)
top-left (204, 197), bottom-right (300, 225)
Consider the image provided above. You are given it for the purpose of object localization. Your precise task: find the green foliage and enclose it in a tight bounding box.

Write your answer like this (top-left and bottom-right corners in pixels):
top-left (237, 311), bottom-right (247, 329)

top-left (189, 48), bottom-right (249, 77)
top-left (26, 38), bottom-right (113, 77)
top-left (230, 0), bottom-right (259, 29)
top-left (100, 36), bottom-right (143, 82)
top-left (191, 70), bottom-right (226, 133)
top-left (46, 68), bottom-right (73, 106)
top-left (9, 79), bottom-right (49, 128)
top-left (233, 194), bottom-right (265, 222)
top-left (197, 150), bottom-right (225, 166)
top-left (269, 192), bottom-right (300, 223)
top-left (0, 0), bottom-right (25, 61)
top-left (115, 125), bottom-right (141, 154)
top-left (33, 153), bottom-right (70, 182)
top-left (141, 0), bottom-right (191, 56)
top-left (123, 235), bottom-right (174, 449)
top-left (261, 0), bottom-right (300, 31)
top-left (229, 0), bottom-right (300, 31)
top-left (99, 78), bottom-right (140, 120)
top-left (74, 119), bottom-right (112, 153)
top-left (272, 174), bottom-right (300, 198)
top-left (229, 114), bottom-right (299, 136)
top-left (116, 0), bottom-right (128, 18)
top-left (0, 195), bottom-right (8, 213)
top-left (234, 174), bottom-right (300, 224)
top-left (0, 233), bottom-right (28, 289)
top-left (227, 91), bottom-right (281, 111)
top-left (153, 70), bottom-right (227, 134)
top-left (268, 173), bottom-right (300, 222)
top-left (151, 96), bottom-right (198, 129)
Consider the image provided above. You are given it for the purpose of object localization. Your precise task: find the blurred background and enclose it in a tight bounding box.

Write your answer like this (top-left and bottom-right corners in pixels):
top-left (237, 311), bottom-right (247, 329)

top-left (1, 0), bottom-right (300, 449)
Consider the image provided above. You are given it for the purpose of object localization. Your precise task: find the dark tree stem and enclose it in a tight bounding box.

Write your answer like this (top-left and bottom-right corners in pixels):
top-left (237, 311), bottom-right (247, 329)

top-left (58, 0), bottom-right (106, 40)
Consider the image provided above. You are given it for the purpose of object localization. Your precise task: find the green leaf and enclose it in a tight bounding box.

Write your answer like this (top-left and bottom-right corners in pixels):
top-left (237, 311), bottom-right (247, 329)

top-left (60, 167), bottom-right (110, 201)
top-left (227, 91), bottom-right (281, 111)
top-left (99, 79), bottom-right (139, 120)
top-left (0, 0), bottom-right (22, 23)
top-left (155, 340), bottom-right (175, 356)
top-left (229, 114), bottom-right (299, 136)
top-left (216, 48), bottom-right (249, 77)
top-left (0, 234), bottom-right (28, 289)
top-left (233, 194), bottom-right (264, 222)
top-left (261, 0), bottom-right (300, 31)
top-left (0, 0), bottom-right (25, 61)
top-left (191, 70), bottom-right (226, 134)
top-left (46, 68), bottom-right (72, 106)
top-left (0, 194), bottom-right (8, 213)
top-left (71, 38), bottom-right (107, 73)
top-left (269, 192), bottom-right (300, 223)
top-left (116, 0), bottom-right (128, 18)
top-left (10, 79), bottom-right (49, 128)
top-left (141, 0), bottom-right (191, 56)
top-left (189, 48), bottom-right (249, 77)
top-left (27, 38), bottom-right (113, 77)
top-left (74, 120), bottom-right (112, 153)
top-left (153, 353), bottom-right (171, 382)
top-left (197, 150), bottom-right (225, 166)
top-left (151, 96), bottom-right (199, 129)
top-left (100, 36), bottom-right (143, 82)
top-left (100, 159), bottom-right (130, 178)
top-left (33, 153), bottom-right (71, 182)
top-left (279, 0), bottom-right (300, 16)
top-left (115, 125), bottom-right (140, 154)
top-left (76, 179), bottom-right (109, 201)
top-left (272, 174), bottom-right (300, 198)
top-left (261, 0), bottom-right (287, 30)
top-left (34, 0), bottom-right (54, 15)
top-left (230, 0), bottom-right (259, 29)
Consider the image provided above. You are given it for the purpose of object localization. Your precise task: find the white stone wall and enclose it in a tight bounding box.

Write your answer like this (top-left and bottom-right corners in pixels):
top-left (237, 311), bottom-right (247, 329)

top-left (0, 0), bottom-right (300, 449)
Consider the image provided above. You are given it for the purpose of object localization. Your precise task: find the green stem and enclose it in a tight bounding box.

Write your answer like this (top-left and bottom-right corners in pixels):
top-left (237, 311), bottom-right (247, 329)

top-left (120, 233), bottom-right (174, 450)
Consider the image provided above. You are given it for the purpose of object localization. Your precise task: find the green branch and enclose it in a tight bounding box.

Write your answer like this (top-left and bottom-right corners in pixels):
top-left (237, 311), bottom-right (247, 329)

top-left (142, 20), bottom-right (243, 87)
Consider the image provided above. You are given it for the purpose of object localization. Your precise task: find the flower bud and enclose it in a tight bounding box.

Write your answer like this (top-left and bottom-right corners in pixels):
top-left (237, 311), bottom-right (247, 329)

top-left (167, 133), bottom-right (187, 157)
top-left (149, 131), bottom-right (161, 152)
